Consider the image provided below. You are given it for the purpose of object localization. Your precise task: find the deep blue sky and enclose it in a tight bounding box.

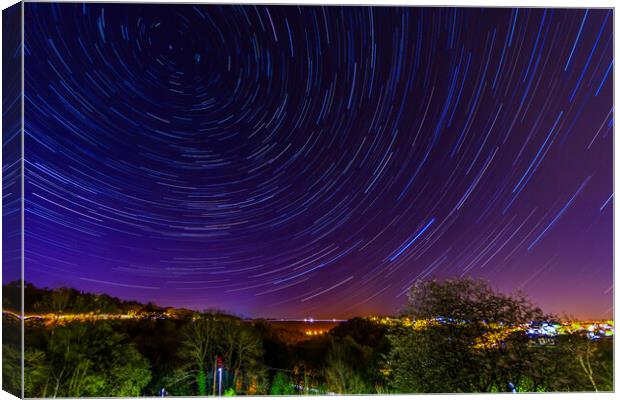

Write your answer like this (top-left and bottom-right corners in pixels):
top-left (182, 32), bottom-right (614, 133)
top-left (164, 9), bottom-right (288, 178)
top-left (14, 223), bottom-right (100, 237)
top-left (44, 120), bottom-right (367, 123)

top-left (18, 4), bottom-right (613, 319)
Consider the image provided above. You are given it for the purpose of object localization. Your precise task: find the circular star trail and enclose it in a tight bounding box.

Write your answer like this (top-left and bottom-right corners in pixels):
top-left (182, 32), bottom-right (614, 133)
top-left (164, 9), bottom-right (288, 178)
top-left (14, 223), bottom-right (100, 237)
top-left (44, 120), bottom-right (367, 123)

top-left (23, 4), bottom-right (613, 319)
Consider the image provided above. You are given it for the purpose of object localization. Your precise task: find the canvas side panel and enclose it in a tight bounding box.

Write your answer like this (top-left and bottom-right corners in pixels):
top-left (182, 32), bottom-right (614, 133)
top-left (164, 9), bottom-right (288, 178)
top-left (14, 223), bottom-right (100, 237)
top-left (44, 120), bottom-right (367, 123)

top-left (2, 1), bottom-right (24, 398)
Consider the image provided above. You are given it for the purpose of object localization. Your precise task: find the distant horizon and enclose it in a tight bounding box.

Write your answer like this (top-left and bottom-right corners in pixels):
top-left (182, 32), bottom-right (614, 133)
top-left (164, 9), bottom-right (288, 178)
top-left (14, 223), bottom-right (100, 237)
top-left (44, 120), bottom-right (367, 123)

top-left (8, 279), bottom-right (613, 321)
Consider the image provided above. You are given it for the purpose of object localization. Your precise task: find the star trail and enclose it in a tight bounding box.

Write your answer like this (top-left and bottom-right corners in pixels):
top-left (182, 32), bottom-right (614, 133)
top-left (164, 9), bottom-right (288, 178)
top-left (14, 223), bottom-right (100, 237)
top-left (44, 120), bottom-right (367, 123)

top-left (19, 4), bottom-right (612, 319)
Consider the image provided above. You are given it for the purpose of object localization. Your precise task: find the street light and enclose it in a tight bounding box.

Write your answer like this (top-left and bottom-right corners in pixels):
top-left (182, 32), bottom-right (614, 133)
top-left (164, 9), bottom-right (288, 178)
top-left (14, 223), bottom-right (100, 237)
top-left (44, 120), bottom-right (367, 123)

top-left (217, 367), bottom-right (223, 396)
top-left (216, 356), bottom-right (223, 396)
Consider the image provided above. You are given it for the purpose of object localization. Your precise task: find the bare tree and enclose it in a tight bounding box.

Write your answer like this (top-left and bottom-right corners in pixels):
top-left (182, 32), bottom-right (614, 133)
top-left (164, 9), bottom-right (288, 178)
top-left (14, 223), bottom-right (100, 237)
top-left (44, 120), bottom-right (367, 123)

top-left (324, 340), bottom-right (369, 394)
top-left (180, 313), bottom-right (219, 395)
top-left (219, 318), bottom-right (263, 392)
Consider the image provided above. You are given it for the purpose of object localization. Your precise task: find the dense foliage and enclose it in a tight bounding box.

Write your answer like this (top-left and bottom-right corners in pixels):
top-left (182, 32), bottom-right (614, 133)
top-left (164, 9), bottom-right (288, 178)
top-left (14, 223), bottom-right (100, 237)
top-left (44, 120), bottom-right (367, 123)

top-left (386, 278), bottom-right (613, 393)
top-left (2, 278), bottom-right (613, 396)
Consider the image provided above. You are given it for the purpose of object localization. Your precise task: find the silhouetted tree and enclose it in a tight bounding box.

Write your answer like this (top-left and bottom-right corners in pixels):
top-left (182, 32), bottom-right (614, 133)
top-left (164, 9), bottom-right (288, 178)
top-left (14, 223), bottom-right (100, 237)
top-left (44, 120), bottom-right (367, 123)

top-left (387, 277), bottom-right (550, 393)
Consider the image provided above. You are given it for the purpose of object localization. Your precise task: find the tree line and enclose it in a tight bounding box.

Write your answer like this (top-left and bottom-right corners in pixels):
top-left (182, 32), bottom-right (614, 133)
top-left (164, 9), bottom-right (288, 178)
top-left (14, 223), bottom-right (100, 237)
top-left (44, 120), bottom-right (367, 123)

top-left (2, 277), bottom-right (613, 396)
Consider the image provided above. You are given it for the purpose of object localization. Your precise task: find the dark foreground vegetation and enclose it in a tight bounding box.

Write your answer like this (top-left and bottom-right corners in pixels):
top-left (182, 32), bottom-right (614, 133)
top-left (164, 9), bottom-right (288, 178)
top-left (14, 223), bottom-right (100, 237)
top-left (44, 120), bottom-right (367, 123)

top-left (2, 277), bottom-right (613, 396)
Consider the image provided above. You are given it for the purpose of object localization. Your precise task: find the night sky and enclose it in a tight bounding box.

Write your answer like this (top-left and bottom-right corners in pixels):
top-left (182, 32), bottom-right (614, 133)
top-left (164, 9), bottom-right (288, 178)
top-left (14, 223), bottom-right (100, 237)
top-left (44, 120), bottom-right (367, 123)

top-left (20, 3), bottom-right (612, 319)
